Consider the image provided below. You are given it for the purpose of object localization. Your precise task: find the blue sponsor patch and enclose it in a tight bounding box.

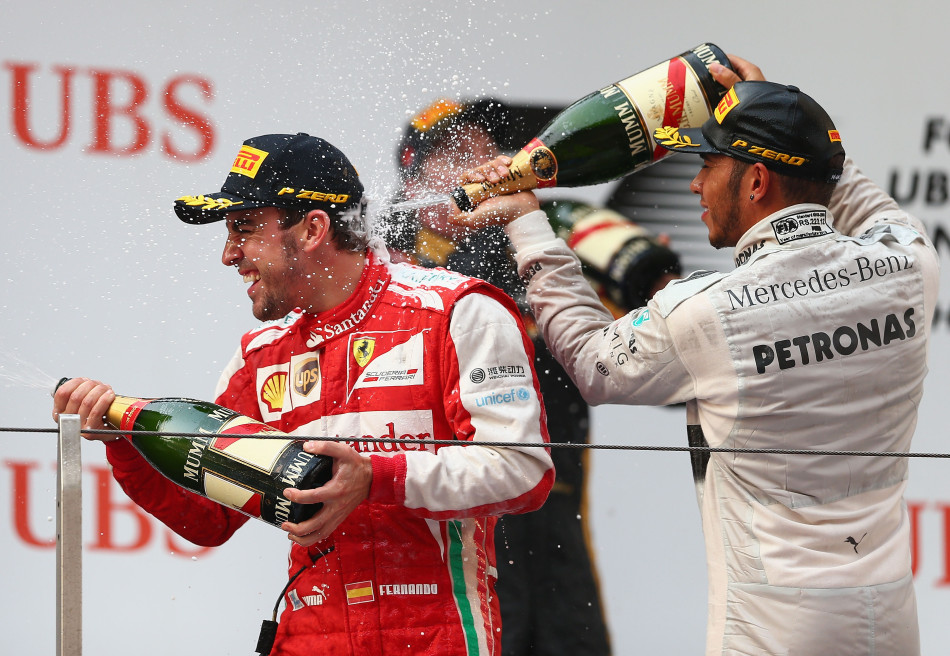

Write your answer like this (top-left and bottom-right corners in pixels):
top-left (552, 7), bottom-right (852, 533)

top-left (475, 387), bottom-right (532, 407)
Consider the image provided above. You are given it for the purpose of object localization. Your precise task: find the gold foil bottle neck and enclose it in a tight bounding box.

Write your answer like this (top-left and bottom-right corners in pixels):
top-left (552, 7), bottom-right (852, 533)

top-left (105, 395), bottom-right (140, 430)
top-left (454, 147), bottom-right (540, 211)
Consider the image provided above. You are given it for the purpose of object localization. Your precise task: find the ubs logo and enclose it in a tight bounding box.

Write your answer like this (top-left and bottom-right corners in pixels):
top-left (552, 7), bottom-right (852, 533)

top-left (293, 357), bottom-right (321, 397)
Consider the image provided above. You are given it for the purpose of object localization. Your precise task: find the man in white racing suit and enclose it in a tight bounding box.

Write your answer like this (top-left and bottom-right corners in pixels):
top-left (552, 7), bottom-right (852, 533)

top-left (457, 57), bottom-right (939, 655)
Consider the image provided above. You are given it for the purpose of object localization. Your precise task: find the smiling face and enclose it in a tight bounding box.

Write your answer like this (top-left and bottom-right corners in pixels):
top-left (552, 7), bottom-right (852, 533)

top-left (690, 154), bottom-right (749, 249)
top-left (221, 207), bottom-right (308, 321)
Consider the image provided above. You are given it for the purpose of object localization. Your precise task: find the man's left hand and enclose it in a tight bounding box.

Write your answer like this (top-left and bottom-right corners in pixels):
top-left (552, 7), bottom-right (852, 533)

top-left (281, 440), bottom-right (373, 547)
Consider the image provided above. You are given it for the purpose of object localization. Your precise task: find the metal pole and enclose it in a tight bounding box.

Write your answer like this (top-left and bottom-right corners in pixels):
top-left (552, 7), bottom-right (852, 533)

top-left (57, 414), bottom-right (82, 656)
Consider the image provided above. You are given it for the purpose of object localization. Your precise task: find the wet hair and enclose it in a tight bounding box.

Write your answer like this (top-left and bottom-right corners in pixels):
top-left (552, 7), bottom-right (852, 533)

top-left (279, 201), bottom-right (370, 252)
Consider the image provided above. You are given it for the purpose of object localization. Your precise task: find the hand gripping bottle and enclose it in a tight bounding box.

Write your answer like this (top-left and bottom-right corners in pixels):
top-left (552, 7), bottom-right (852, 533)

top-left (451, 43), bottom-right (733, 211)
top-left (56, 378), bottom-right (332, 528)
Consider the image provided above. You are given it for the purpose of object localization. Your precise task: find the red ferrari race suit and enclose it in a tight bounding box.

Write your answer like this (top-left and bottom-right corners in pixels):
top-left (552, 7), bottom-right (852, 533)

top-left (104, 251), bottom-right (554, 655)
top-left (504, 159), bottom-right (939, 656)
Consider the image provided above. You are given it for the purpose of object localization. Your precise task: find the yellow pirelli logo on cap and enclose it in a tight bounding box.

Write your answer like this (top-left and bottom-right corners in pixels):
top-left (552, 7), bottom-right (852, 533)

top-left (714, 87), bottom-right (740, 124)
top-left (231, 145), bottom-right (269, 178)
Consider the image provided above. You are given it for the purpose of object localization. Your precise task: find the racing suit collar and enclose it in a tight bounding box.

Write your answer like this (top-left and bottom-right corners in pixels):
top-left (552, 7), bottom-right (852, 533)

top-left (299, 251), bottom-right (391, 349)
top-left (732, 203), bottom-right (838, 268)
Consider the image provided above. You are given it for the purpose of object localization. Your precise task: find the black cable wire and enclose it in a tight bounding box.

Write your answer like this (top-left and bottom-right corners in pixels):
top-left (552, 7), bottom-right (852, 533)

top-left (5, 425), bottom-right (950, 459)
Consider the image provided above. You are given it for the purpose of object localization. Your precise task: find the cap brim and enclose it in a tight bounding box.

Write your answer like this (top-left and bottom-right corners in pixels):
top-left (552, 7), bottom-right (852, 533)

top-left (173, 191), bottom-right (269, 224)
top-left (653, 126), bottom-right (720, 155)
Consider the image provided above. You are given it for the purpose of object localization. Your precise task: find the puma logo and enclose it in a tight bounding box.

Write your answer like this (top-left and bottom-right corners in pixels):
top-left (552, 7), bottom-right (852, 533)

top-left (845, 533), bottom-right (867, 554)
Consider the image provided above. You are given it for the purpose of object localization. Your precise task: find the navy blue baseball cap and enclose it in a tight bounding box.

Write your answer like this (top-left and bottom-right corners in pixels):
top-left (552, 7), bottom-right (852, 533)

top-left (654, 81), bottom-right (845, 183)
top-left (175, 133), bottom-right (364, 224)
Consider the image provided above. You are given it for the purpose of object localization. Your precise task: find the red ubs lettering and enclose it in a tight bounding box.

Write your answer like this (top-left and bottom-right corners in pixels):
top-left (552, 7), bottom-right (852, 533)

top-left (4, 61), bottom-right (215, 161)
top-left (5, 459), bottom-right (211, 556)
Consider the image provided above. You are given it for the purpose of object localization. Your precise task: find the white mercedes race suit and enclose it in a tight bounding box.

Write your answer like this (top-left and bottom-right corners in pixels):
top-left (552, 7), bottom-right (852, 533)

top-left (505, 159), bottom-right (939, 656)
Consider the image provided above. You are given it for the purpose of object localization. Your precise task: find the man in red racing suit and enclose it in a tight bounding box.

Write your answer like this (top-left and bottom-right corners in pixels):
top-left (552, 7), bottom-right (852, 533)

top-left (54, 133), bottom-right (554, 655)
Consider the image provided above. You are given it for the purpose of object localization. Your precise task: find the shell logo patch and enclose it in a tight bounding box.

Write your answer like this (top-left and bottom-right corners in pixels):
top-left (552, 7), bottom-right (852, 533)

top-left (231, 145), bottom-right (269, 178)
top-left (353, 338), bottom-right (375, 368)
top-left (714, 87), bottom-right (740, 124)
top-left (260, 371), bottom-right (287, 413)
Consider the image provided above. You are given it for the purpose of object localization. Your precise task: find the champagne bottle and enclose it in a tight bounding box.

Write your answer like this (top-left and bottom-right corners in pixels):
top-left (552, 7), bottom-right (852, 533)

top-left (542, 199), bottom-right (680, 311)
top-left (56, 378), bottom-right (332, 528)
top-left (451, 43), bottom-right (733, 211)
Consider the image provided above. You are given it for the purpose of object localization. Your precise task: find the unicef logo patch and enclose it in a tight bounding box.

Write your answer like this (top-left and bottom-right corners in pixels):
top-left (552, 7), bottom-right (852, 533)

top-left (470, 368), bottom-right (486, 384)
top-left (516, 388), bottom-right (530, 401)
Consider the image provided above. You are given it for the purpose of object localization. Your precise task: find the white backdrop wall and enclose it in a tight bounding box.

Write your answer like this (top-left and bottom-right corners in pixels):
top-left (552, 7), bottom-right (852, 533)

top-left (1, 1), bottom-right (948, 654)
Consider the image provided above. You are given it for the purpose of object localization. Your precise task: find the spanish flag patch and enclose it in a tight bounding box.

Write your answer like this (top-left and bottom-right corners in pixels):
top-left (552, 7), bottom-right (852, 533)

top-left (345, 581), bottom-right (375, 605)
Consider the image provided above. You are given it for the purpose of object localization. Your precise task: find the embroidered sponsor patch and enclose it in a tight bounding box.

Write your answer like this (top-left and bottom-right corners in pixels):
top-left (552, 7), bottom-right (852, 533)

top-left (231, 145), bottom-right (269, 178)
top-left (260, 371), bottom-right (287, 413)
top-left (345, 581), bottom-right (375, 605)
top-left (474, 387), bottom-right (532, 407)
top-left (770, 210), bottom-right (833, 245)
top-left (353, 337), bottom-right (375, 368)
top-left (347, 331), bottom-right (425, 398)
top-left (714, 87), bottom-right (739, 123)
top-left (294, 409), bottom-right (437, 456)
top-left (293, 356), bottom-right (321, 398)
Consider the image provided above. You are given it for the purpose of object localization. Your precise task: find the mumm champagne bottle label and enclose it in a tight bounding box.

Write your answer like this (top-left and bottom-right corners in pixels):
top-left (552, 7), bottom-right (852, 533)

top-left (609, 43), bottom-right (726, 163)
top-left (107, 395), bottom-right (327, 526)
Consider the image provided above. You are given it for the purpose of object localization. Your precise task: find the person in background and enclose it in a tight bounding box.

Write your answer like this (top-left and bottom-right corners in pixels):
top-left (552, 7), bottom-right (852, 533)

top-left (53, 132), bottom-right (554, 655)
top-left (388, 98), bottom-right (682, 655)
top-left (458, 56), bottom-right (938, 656)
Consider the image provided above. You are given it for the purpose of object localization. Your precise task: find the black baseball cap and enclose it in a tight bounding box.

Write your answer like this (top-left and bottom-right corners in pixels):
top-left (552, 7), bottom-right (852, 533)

top-left (174, 133), bottom-right (364, 224)
top-left (653, 81), bottom-right (845, 183)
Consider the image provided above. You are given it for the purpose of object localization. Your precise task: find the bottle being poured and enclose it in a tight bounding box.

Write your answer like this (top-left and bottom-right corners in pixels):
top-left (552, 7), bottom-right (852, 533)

top-left (409, 43), bottom-right (734, 214)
